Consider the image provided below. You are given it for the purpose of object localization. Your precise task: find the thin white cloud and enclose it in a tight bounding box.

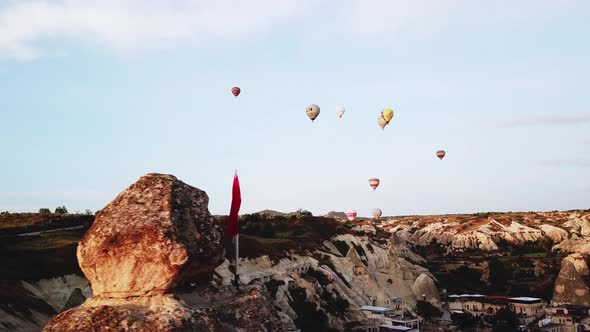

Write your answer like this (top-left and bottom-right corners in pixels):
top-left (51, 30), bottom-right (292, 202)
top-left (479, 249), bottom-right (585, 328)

top-left (344, 0), bottom-right (451, 38)
top-left (0, 0), bottom-right (303, 60)
top-left (499, 114), bottom-right (590, 127)
top-left (538, 159), bottom-right (590, 167)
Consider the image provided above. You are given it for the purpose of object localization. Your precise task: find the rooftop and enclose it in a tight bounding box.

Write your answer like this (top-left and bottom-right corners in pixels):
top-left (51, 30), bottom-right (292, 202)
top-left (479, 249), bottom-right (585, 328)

top-left (509, 297), bottom-right (542, 302)
top-left (379, 325), bottom-right (413, 331)
top-left (360, 305), bottom-right (394, 313)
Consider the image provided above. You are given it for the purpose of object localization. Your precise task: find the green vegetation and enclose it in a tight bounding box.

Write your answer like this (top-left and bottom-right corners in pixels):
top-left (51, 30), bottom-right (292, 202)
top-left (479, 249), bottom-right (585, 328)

top-left (416, 300), bottom-right (442, 319)
top-left (38, 208), bottom-right (51, 214)
top-left (54, 206), bottom-right (68, 214)
top-left (304, 269), bottom-right (331, 286)
top-left (491, 308), bottom-right (519, 332)
top-left (297, 209), bottom-right (313, 216)
top-left (288, 286), bottom-right (332, 332)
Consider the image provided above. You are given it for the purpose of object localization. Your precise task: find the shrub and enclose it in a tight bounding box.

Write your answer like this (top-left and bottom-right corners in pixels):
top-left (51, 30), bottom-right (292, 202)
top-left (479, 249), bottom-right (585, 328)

top-left (305, 269), bottom-right (331, 286)
top-left (39, 208), bottom-right (51, 214)
top-left (416, 300), bottom-right (443, 319)
top-left (492, 308), bottom-right (519, 332)
top-left (298, 209), bottom-right (313, 217)
top-left (54, 206), bottom-right (68, 214)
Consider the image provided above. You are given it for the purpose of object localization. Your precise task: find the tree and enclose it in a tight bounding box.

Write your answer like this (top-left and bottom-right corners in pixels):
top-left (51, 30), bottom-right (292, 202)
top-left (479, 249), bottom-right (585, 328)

top-left (492, 308), bottom-right (519, 332)
top-left (55, 206), bottom-right (68, 214)
top-left (84, 209), bottom-right (93, 215)
top-left (39, 208), bottom-right (51, 214)
top-left (297, 209), bottom-right (313, 217)
top-left (489, 257), bottom-right (509, 292)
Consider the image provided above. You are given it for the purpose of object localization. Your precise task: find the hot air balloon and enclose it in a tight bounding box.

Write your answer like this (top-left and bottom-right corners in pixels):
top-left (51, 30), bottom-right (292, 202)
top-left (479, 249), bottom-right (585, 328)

top-left (381, 108), bottom-right (394, 124)
top-left (336, 106), bottom-right (345, 118)
top-left (369, 178), bottom-right (380, 190)
top-left (371, 208), bottom-right (382, 220)
top-left (345, 210), bottom-right (357, 222)
top-left (436, 150), bottom-right (446, 160)
top-left (377, 116), bottom-right (387, 130)
top-left (306, 104), bottom-right (320, 122)
top-left (231, 87), bottom-right (241, 97)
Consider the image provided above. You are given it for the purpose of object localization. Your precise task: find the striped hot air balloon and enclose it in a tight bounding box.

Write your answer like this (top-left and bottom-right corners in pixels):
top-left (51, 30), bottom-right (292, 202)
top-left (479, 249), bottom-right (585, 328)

top-left (306, 104), bottom-right (320, 122)
top-left (369, 178), bottom-right (380, 190)
top-left (345, 210), bottom-right (357, 222)
top-left (371, 208), bottom-right (382, 220)
top-left (231, 86), bottom-right (241, 97)
top-left (436, 150), bottom-right (446, 160)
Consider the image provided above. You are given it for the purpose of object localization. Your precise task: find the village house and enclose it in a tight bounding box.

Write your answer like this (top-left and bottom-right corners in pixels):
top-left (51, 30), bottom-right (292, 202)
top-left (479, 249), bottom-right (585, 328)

top-left (449, 294), bottom-right (546, 325)
top-left (359, 304), bottom-right (421, 332)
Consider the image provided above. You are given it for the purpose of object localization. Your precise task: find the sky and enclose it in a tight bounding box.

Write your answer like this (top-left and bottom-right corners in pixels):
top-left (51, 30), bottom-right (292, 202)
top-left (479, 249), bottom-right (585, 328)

top-left (0, 0), bottom-right (589, 217)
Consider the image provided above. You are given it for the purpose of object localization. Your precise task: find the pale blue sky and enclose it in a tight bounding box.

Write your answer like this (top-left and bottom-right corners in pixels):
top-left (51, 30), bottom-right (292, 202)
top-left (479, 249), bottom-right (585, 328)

top-left (1, 1), bottom-right (589, 217)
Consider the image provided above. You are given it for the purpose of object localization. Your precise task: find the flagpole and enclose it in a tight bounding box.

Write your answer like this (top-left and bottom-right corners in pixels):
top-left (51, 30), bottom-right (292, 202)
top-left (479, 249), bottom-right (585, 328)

top-left (234, 234), bottom-right (239, 289)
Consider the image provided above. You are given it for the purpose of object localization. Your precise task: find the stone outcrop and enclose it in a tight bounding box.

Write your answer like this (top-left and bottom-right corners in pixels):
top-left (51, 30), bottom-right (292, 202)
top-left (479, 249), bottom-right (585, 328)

top-left (562, 253), bottom-right (589, 276)
top-left (411, 273), bottom-right (441, 307)
top-left (553, 259), bottom-right (590, 306)
top-left (539, 224), bottom-right (568, 243)
top-left (213, 232), bottom-right (437, 330)
top-left (43, 173), bottom-right (285, 332)
top-left (77, 173), bottom-right (224, 297)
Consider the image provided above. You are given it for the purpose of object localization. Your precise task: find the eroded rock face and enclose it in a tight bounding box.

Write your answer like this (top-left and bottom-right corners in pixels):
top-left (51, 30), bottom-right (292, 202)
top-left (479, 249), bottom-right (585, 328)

top-left (563, 253), bottom-right (590, 276)
top-left (553, 260), bottom-right (590, 306)
top-left (411, 274), bottom-right (441, 307)
top-left (77, 173), bottom-right (224, 297)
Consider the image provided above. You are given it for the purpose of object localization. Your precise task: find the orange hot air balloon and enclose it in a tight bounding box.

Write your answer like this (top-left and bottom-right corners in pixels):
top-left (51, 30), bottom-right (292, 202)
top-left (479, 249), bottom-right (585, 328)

top-left (369, 178), bottom-right (380, 190)
top-left (231, 87), bottom-right (241, 97)
top-left (436, 150), bottom-right (446, 160)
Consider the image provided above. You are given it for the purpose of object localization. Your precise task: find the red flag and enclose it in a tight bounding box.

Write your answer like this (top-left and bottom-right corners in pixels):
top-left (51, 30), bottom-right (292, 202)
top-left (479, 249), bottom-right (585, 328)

top-left (225, 171), bottom-right (241, 239)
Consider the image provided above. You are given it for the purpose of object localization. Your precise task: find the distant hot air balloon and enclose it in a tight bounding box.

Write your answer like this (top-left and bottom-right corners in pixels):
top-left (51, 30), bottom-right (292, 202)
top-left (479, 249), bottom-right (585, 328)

top-left (336, 106), bottom-right (345, 118)
top-left (381, 108), bottom-right (394, 124)
top-left (377, 116), bottom-right (387, 130)
top-left (369, 178), bottom-right (380, 190)
top-left (345, 210), bottom-right (357, 222)
top-left (231, 87), bottom-right (241, 97)
top-left (306, 104), bottom-right (320, 122)
top-left (371, 208), bottom-right (382, 220)
top-left (436, 150), bottom-right (446, 160)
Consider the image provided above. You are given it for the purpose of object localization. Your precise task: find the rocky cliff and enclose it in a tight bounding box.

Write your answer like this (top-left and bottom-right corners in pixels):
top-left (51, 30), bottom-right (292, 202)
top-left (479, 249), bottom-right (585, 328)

top-left (0, 173), bottom-right (438, 332)
top-left (381, 211), bottom-right (590, 252)
top-left (43, 173), bottom-right (286, 331)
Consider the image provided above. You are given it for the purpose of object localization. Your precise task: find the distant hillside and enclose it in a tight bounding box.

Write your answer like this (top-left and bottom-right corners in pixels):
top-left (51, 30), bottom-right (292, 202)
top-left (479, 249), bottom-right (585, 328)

top-left (0, 213), bottom-right (94, 236)
top-left (379, 209), bottom-right (590, 252)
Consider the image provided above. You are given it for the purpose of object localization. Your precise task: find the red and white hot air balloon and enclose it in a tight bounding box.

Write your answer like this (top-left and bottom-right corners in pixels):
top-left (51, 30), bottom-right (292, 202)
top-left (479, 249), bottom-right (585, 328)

top-left (368, 178), bottom-right (380, 190)
top-left (436, 150), bottom-right (446, 160)
top-left (345, 210), bottom-right (357, 222)
top-left (231, 86), bottom-right (241, 97)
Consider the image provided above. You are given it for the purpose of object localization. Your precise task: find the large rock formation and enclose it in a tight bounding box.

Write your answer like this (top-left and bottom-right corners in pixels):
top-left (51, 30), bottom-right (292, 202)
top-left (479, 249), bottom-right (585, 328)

top-left (43, 173), bottom-right (284, 331)
top-left (77, 173), bottom-right (224, 297)
top-left (411, 274), bottom-right (441, 307)
top-left (553, 258), bottom-right (590, 306)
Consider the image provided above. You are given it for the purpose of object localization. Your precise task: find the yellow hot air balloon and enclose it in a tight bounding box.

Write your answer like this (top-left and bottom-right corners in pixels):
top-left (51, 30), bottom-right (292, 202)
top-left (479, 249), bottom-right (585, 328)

top-left (306, 104), bottom-right (320, 122)
top-left (377, 116), bottom-right (387, 130)
top-left (381, 108), bottom-right (394, 124)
